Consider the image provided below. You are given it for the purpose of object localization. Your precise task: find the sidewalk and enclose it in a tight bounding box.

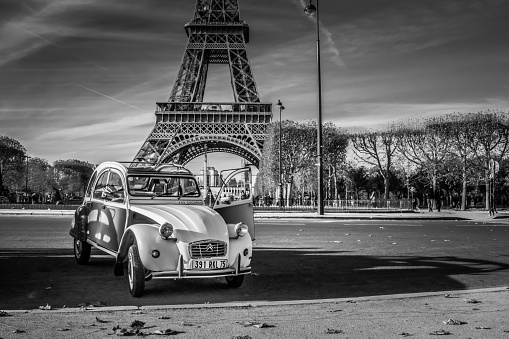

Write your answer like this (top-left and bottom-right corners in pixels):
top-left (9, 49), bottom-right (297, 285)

top-left (1, 288), bottom-right (508, 338)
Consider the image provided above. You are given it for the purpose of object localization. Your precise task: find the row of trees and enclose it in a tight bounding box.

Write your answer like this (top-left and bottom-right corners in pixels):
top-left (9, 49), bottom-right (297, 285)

top-left (0, 136), bottom-right (94, 203)
top-left (3, 110), bottom-right (508, 210)
top-left (255, 110), bottom-right (509, 211)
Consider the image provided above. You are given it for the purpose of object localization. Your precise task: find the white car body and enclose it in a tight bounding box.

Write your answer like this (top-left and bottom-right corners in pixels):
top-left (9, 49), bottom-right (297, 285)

top-left (69, 161), bottom-right (254, 297)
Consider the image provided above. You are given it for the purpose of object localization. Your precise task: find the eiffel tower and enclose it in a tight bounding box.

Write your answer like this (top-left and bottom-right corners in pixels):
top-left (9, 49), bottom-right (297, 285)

top-left (133, 0), bottom-right (272, 167)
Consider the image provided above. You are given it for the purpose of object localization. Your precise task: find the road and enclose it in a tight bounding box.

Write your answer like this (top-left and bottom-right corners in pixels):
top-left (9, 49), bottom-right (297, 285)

top-left (0, 215), bottom-right (508, 310)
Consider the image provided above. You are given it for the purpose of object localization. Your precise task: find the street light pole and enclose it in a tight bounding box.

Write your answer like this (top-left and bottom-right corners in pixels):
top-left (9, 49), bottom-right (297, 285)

top-left (276, 100), bottom-right (285, 209)
top-left (25, 155), bottom-right (30, 204)
top-left (304, 0), bottom-right (324, 215)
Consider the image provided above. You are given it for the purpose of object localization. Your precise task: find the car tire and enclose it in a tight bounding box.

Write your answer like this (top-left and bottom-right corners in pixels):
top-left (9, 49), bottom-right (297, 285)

top-left (225, 275), bottom-right (244, 288)
top-left (73, 238), bottom-right (91, 265)
top-left (127, 245), bottom-right (145, 297)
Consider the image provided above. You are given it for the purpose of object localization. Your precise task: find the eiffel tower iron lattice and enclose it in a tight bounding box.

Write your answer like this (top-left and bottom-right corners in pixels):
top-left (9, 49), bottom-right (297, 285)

top-left (133, 0), bottom-right (272, 167)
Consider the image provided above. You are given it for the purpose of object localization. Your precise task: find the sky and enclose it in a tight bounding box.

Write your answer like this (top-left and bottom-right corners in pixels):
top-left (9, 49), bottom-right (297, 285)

top-left (1, 0), bottom-right (508, 173)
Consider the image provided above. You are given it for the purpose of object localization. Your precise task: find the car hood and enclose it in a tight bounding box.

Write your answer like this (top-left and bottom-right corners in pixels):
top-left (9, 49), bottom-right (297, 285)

top-left (130, 204), bottom-right (228, 243)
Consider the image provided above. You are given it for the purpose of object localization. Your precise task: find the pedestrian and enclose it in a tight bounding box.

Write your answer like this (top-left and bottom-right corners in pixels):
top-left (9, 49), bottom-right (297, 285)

top-left (426, 188), bottom-right (433, 212)
top-left (412, 197), bottom-right (419, 210)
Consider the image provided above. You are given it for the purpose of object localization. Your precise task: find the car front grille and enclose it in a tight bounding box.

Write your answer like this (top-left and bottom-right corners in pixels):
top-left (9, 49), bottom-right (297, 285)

top-left (189, 240), bottom-right (227, 258)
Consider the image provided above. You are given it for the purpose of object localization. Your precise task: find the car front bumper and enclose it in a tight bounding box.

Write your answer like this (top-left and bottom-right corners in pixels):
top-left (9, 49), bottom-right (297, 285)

top-left (149, 253), bottom-right (251, 280)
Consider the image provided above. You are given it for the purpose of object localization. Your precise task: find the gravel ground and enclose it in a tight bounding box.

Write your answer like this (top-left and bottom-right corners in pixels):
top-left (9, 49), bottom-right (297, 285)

top-left (1, 288), bottom-right (508, 339)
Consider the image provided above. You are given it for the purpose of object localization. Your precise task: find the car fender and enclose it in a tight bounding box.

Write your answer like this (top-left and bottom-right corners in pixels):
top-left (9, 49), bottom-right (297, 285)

top-left (116, 224), bottom-right (180, 272)
top-left (69, 205), bottom-right (88, 242)
top-left (228, 233), bottom-right (252, 269)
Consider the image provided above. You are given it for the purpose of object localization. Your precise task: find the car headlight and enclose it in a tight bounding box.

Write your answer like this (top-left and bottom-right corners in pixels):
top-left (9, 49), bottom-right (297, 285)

top-left (235, 222), bottom-right (249, 237)
top-left (159, 222), bottom-right (174, 240)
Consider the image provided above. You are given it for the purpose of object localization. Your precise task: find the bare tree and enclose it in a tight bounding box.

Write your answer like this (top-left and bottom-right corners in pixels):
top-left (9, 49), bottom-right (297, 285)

top-left (350, 126), bottom-right (398, 200)
top-left (469, 111), bottom-right (509, 210)
top-left (395, 117), bottom-right (453, 206)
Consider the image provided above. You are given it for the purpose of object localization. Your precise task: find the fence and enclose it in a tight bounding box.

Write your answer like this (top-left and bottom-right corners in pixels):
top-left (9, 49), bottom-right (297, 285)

top-left (254, 199), bottom-right (413, 212)
top-left (0, 199), bottom-right (413, 212)
top-left (0, 203), bottom-right (77, 211)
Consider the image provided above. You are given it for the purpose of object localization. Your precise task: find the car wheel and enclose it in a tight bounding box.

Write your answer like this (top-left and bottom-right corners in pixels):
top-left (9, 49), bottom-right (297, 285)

top-left (127, 245), bottom-right (145, 297)
top-left (225, 275), bottom-right (244, 288)
top-left (73, 238), bottom-right (91, 265)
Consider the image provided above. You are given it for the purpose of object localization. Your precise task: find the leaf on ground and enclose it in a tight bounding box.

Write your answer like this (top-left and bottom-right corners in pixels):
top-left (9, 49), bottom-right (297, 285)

top-left (231, 336), bottom-right (252, 339)
top-left (253, 323), bottom-right (274, 328)
top-left (398, 332), bottom-right (413, 337)
top-left (464, 298), bottom-right (481, 304)
top-left (237, 321), bottom-right (274, 328)
top-left (96, 316), bottom-right (110, 323)
top-left (56, 328), bottom-right (71, 331)
top-left (38, 304), bottom-right (51, 310)
top-left (12, 329), bottom-right (26, 333)
top-left (430, 329), bottom-right (451, 335)
top-left (475, 326), bottom-right (491, 330)
top-left (325, 328), bottom-right (343, 334)
top-left (443, 319), bottom-right (466, 325)
top-left (0, 311), bottom-right (12, 317)
top-left (159, 316), bottom-right (172, 320)
top-left (153, 329), bottom-right (185, 335)
top-left (130, 320), bottom-right (146, 329)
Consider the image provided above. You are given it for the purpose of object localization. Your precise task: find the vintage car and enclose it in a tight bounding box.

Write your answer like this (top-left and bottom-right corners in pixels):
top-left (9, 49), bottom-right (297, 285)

top-left (69, 161), bottom-right (254, 297)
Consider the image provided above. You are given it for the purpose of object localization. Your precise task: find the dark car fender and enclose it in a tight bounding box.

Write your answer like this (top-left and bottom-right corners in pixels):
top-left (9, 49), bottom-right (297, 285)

top-left (69, 205), bottom-right (89, 242)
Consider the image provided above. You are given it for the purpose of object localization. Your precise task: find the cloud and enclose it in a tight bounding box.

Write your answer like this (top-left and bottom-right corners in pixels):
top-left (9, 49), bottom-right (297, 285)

top-left (296, 0), bottom-right (345, 69)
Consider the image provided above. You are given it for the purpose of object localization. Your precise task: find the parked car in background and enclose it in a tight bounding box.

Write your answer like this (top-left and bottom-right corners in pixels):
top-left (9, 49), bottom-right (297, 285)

top-left (0, 196), bottom-right (9, 203)
top-left (69, 161), bottom-right (254, 297)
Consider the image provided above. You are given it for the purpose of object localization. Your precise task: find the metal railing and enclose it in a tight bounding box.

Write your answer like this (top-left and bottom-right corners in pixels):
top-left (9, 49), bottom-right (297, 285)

top-left (0, 203), bottom-right (78, 211)
top-left (1, 199), bottom-right (413, 213)
top-left (254, 199), bottom-right (413, 212)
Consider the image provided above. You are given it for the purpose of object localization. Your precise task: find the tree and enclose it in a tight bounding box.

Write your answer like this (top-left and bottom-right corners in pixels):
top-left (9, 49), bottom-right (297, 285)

top-left (323, 122), bottom-right (348, 201)
top-left (469, 111), bottom-right (509, 210)
top-left (350, 126), bottom-right (398, 200)
top-left (53, 159), bottom-right (95, 196)
top-left (0, 136), bottom-right (26, 195)
top-left (395, 117), bottom-right (453, 207)
top-left (28, 157), bottom-right (55, 200)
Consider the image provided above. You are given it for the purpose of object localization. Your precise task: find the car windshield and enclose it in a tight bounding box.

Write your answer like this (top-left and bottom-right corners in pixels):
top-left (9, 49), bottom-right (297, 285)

top-left (127, 175), bottom-right (201, 198)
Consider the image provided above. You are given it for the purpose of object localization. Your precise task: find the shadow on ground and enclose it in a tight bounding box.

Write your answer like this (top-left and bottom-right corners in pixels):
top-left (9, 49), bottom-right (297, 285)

top-left (1, 246), bottom-right (508, 310)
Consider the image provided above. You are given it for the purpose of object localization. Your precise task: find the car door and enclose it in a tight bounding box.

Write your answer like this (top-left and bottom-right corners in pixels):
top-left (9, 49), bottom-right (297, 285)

top-left (87, 169), bottom-right (128, 251)
top-left (213, 167), bottom-right (255, 240)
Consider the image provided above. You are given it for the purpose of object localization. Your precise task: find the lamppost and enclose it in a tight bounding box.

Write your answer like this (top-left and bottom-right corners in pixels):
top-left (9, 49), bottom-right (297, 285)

top-left (276, 100), bottom-right (285, 208)
top-left (304, 0), bottom-right (324, 215)
top-left (24, 155), bottom-right (30, 204)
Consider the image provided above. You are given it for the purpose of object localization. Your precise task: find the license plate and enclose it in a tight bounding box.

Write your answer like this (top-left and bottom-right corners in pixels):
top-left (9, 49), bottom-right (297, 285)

top-left (191, 259), bottom-right (228, 270)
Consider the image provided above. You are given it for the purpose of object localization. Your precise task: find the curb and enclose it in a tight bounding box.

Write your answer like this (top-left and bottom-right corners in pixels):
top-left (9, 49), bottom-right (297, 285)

top-left (5, 286), bottom-right (508, 314)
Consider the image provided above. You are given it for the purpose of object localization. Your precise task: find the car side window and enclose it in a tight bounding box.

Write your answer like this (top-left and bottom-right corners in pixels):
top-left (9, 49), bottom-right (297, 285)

top-left (107, 172), bottom-right (125, 204)
top-left (93, 171), bottom-right (109, 200)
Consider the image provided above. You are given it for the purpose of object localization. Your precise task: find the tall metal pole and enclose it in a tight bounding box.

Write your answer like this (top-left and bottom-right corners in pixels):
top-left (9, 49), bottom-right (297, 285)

top-left (276, 100), bottom-right (285, 209)
top-left (203, 144), bottom-right (208, 206)
top-left (25, 155), bottom-right (30, 204)
top-left (315, 0), bottom-right (324, 215)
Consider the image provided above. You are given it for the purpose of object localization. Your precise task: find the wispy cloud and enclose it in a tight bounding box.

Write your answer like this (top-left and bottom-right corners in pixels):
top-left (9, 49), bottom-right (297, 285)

top-left (296, 0), bottom-right (345, 69)
top-left (73, 84), bottom-right (150, 113)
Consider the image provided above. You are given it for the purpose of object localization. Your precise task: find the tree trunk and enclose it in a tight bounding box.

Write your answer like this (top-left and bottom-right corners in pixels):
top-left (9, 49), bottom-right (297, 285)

top-left (461, 159), bottom-right (467, 210)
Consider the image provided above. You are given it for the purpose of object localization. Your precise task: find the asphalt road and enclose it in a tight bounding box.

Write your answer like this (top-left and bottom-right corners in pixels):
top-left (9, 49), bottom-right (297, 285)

top-left (1, 215), bottom-right (508, 310)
